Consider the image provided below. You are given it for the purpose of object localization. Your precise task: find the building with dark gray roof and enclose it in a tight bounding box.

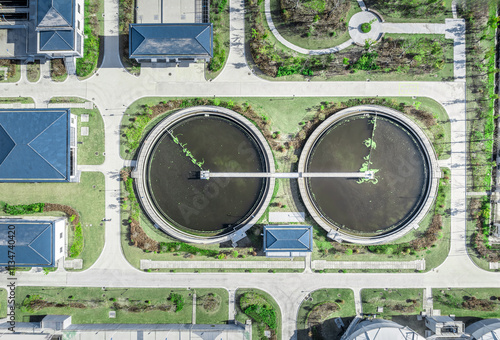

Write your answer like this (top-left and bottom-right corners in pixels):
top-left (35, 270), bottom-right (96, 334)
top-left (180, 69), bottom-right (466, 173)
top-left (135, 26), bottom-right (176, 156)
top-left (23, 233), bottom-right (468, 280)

top-left (0, 109), bottom-right (78, 182)
top-left (263, 225), bottom-right (313, 257)
top-left (0, 218), bottom-right (66, 267)
top-left (0, 0), bottom-right (84, 73)
top-left (129, 23), bottom-right (213, 64)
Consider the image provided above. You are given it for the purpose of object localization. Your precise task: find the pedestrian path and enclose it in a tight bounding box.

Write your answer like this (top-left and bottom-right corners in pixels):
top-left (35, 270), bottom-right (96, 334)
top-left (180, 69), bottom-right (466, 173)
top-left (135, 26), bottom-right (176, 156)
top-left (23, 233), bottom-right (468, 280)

top-left (312, 259), bottom-right (426, 271)
top-left (445, 18), bottom-right (466, 81)
top-left (264, 0), bottom-right (354, 55)
top-left (380, 22), bottom-right (446, 34)
top-left (140, 260), bottom-right (305, 270)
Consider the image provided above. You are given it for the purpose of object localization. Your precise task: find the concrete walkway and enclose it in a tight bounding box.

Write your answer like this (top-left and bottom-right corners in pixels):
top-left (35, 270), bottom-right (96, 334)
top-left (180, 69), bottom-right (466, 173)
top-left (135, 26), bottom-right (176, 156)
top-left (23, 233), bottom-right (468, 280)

top-left (312, 259), bottom-right (426, 271)
top-left (445, 18), bottom-right (466, 81)
top-left (140, 260), bottom-right (305, 270)
top-left (380, 22), bottom-right (446, 34)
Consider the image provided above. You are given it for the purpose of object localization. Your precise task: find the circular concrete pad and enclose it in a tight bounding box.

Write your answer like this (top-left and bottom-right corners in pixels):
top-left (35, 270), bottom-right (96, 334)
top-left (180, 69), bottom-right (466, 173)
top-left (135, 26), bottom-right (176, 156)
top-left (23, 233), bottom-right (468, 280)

top-left (348, 11), bottom-right (383, 45)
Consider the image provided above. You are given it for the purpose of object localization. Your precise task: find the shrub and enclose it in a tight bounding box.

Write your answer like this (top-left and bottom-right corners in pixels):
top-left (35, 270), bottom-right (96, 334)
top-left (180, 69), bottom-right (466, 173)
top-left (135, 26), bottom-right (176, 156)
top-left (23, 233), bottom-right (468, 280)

top-left (351, 52), bottom-right (379, 71)
top-left (361, 22), bottom-right (371, 33)
top-left (69, 223), bottom-right (84, 257)
top-left (169, 293), bottom-right (185, 312)
top-left (4, 203), bottom-right (45, 215)
top-left (158, 242), bottom-right (219, 257)
top-left (244, 304), bottom-right (277, 329)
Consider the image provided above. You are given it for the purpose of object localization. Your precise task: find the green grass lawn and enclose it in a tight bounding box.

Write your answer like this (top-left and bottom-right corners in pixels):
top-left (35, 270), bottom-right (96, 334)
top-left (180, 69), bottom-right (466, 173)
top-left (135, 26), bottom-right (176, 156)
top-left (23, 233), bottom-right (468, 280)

top-left (269, 0), bottom-right (361, 50)
top-left (363, 0), bottom-right (453, 23)
top-left (361, 288), bottom-right (424, 317)
top-left (72, 107), bottom-right (105, 165)
top-left (0, 64), bottom-right (21, 83)
top-left (0, 172), bottom-right (105, 270)
top-left (432, 288), bottom-right (500, 318)
top-left (236, 288), bottom-right (282, 340)
top-left (27, 62), bottom-right (40, 82)
top-left (296, 289), bottom-right (355, 333)
top-left (0, 289), bottom-right (6, 318)
top-left (16, 287), bottom-right (193, 324)
top-left (194, 288), bottom-right (229, 324)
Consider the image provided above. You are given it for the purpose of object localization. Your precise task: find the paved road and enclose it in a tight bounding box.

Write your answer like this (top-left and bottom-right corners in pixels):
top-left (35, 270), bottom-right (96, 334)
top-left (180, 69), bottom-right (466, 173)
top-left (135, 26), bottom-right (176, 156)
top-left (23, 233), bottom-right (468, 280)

top-left (0, 0), bottom-right (485, 339)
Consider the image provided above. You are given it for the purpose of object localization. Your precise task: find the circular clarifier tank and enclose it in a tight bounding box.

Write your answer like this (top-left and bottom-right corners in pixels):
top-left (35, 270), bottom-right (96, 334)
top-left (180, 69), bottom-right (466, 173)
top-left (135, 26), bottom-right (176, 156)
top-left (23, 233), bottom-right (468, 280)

top-left (134, 106), bottom-right (274, 243)
top-left (298, 105), bottom-right (439, 244)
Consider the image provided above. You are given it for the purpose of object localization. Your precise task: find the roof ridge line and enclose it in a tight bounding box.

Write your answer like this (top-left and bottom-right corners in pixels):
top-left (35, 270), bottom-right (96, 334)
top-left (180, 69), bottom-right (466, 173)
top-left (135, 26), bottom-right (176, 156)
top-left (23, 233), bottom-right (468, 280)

top-left (195, 26), bottom-right (211, 54)
top-left (27, 224), bottom-right (52, 265)
top-left (0, 123), bottom-right (18, 167)
top-left (49, 5), bottom-right (71, 27)
top-left (54, 30), bottom-right (73, 50)
top-left (27, 112), bottom-right (67, 179)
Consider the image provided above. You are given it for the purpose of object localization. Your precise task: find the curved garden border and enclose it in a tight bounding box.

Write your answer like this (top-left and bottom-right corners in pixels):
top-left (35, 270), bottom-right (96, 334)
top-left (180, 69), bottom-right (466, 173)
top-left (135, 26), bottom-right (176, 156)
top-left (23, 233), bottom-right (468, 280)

top-left (297, 105), bottom-right (441, 245)
top-left (132, 106), bottom-right (275, 244)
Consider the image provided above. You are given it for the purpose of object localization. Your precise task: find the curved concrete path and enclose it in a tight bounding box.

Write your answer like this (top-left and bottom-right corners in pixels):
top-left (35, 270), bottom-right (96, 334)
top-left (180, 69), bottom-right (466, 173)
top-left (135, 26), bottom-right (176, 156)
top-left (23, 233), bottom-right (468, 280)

top-left (264, 0), bottom-right (354, 55)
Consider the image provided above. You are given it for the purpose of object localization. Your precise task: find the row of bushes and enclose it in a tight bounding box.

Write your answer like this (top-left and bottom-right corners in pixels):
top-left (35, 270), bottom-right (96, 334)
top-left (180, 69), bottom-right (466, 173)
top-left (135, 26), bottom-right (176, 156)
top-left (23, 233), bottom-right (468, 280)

top-left (69, 223), bottom-right (84, 257)
top-left (3, 203), bottom-right (45, 215)
top-left (76, 0), bottom-right (100, 77)
top-left (158, 242), bottom-right (219, 257)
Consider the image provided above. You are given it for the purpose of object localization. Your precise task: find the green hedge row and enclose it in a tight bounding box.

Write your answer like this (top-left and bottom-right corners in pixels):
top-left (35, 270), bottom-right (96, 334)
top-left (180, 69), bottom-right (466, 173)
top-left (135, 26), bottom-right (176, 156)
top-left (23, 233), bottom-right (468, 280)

top-left (69, 223), bottom-right (84, 257)
top-left (4, 203), bottom-right (45, 215)
top-left (158, 242), bottom-right (219, 257)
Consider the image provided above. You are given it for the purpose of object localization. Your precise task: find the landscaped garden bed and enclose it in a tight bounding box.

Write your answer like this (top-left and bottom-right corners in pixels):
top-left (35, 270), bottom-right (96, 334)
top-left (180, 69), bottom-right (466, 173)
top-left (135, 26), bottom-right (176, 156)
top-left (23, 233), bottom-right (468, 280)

top-left (270, 0), bottom-right (360, 50)
top-left (236, 289), bottom-right (281, 340)
top-left (0, 60), bottom-right (20, 82)
top-left (16, 287), bottom-right (193, 324)
top-left (361, 288), bottom-right (424, 317)
top-left (118, 0), bottom-right (140, 75)
top-left (433, 288), bottom-right (500, 318)
top-left (50, 59), bottom-right (67, 82)
top-left (26, 61), bottom-right (40, 82)
top-left (296, 289), bottom-right (355, 340)
top-left (206, 0), bottom-right (230, 79)
top-left (364, 0), bottom-right (452, 23)
top-left (194, 288), bottom-right (229, 324)
top-left (247, 0), bottom-right (453, 80)
top-left (76, 0), bottom-right (103, 78)
top-left (461, 0), bottom-right (498, 192)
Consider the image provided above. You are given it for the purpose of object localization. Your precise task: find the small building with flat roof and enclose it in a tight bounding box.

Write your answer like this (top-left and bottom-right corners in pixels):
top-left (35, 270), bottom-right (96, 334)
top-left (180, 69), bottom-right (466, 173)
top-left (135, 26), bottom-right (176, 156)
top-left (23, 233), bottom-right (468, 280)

top-left (129, 23), bottom-right (213, 64)
top-left (0, 218), bottom-right (66, 267)
top-left (263, 225), bottom-right (313, 257)
top-left (0, 109), bottom-right (78, 182)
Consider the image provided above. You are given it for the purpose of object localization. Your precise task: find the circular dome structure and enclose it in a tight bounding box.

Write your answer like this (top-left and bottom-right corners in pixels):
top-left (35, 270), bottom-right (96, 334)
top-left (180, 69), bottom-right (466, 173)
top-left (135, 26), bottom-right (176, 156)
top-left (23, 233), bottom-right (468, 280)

top-left (133, 106), bottom-right (275, 244)
top-left (298, 105), bottom-right (440, 244)
top-left (345, 319), bottom-right (426, 340)
top-left (466, 319), bottom-right (500, 340)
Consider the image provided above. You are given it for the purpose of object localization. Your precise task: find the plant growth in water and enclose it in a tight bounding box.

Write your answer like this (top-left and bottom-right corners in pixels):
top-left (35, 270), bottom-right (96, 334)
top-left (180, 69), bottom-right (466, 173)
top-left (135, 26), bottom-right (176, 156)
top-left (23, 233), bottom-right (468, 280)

top-left (357, 116), bottom-right (379, 184)
top-left (168, 130), bottom-right (205, 169)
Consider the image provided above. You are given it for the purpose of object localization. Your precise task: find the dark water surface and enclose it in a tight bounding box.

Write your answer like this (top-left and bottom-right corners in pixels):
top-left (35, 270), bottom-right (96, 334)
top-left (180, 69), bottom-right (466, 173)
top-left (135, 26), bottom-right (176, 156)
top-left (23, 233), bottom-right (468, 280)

top-left (147, 116), bottom-right (266, 234)
top-left (306, 114), bottom-right (429, 235)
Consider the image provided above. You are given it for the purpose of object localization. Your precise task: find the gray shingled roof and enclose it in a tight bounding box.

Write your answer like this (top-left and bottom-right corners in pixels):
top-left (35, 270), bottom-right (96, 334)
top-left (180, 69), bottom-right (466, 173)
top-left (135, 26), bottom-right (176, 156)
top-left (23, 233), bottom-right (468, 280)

top-left (39, 30), bottom-right (74, 51)
top-left (129, 23), bottom-right (213, 59)
top-left (37, 0), bottom-right (74, 28)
